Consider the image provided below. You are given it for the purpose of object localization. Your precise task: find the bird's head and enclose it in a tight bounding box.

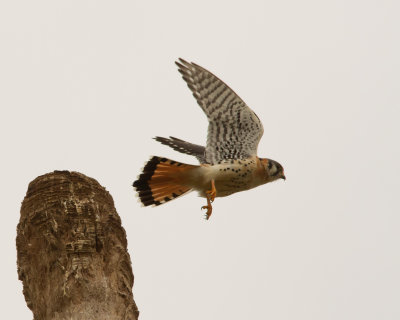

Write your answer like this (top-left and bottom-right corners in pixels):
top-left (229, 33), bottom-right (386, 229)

top-left (261, 158), bottom-right (286, 182)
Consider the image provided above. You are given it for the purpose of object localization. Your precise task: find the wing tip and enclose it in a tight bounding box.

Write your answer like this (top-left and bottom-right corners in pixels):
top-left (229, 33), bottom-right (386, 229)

top-left (176, 58), bottom-right (197, 74)
top-left (176, 57), bottom-right (189, 65)
top-left (175, 58), bottom-right (186, 69)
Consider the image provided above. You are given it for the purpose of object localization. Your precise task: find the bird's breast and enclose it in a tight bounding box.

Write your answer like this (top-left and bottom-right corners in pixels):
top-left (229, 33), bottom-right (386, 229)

top-left (188, 158), bottom-right (265, 197)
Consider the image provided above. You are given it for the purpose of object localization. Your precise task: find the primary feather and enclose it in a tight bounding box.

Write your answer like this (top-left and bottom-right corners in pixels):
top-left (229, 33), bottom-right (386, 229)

top-left (176, 58), bottom-right (264, 165)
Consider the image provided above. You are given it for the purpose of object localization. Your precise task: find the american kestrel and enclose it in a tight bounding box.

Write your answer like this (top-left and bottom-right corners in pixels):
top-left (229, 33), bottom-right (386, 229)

top-left (133, 58), bottom-right (285, 219)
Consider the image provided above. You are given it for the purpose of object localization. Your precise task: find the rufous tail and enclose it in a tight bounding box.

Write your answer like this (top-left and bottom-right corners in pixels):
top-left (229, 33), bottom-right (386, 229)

top-left (133, 156), bottom-right (196, 207)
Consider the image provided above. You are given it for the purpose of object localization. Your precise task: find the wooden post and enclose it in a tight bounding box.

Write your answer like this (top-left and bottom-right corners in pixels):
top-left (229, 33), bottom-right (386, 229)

top-left (16, 171), bottom-right (139, 320)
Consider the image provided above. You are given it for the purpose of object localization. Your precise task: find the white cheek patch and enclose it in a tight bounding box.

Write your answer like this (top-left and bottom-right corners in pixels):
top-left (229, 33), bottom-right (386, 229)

top-left (269, 165), bottom-right (277, 175)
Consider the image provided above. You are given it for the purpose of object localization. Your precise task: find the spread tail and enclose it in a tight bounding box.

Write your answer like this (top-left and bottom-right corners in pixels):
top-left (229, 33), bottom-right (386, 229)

top-left (133, 156), bottom-right (196, 207)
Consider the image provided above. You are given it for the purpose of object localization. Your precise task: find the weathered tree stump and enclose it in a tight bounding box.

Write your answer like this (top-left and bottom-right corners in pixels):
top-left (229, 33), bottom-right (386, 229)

top-left (16, 171), bottom-right (139, 320)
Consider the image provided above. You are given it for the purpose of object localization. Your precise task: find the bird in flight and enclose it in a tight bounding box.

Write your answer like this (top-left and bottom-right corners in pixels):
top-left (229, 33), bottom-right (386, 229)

top-left (133, 58), bottom-right (285, 219)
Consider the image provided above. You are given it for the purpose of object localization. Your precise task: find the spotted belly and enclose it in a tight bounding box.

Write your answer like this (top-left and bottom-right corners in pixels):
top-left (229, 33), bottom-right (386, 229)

top-left (189, 158), bottom-right (264, 198)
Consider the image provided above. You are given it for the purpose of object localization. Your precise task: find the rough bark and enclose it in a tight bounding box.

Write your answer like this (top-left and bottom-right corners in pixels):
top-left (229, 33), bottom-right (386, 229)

top-left (16, 171), bottom-right (139, 320)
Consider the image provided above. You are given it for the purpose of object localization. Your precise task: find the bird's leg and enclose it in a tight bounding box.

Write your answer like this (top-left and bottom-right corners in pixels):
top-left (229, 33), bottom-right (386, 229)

top-left (206, 179), bottom-right (216, 202)
top-left (201, 180), bottom-right (216, 220)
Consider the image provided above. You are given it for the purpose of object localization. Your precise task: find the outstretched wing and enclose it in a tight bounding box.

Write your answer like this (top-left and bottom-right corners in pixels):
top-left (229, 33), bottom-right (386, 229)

top-left (176, 58), bottom-right (264, 164)
top-left (154, 136), bottom-right (206, 163)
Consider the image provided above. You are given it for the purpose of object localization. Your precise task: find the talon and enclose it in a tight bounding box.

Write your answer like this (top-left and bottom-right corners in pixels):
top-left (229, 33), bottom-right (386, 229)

top-left (201, 196), bottom-right (212, 220)
top-left (202, 206), bottom-right (212, 220)
top-left (201, 181), bottom-right (215, 220)
top-left (201, 204), bottom-right (212, 219)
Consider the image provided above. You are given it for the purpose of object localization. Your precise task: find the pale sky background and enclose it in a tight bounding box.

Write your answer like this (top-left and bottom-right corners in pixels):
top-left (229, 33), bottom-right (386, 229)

top-left (1, 1), bottom-right (399, 319)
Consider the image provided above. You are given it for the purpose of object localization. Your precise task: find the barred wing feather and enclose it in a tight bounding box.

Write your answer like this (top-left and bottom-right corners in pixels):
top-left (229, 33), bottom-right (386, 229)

top-left (176, 58), bottom-right (264, 164)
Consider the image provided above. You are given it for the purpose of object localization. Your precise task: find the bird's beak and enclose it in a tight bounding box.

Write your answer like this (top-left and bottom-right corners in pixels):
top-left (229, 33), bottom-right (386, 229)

top-left (281, 175), bottom-right (286, 181)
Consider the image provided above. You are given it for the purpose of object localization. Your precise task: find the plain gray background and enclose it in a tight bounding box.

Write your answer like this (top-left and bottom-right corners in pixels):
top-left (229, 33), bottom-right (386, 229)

top-left (1, 1), bottom-right (399, 319)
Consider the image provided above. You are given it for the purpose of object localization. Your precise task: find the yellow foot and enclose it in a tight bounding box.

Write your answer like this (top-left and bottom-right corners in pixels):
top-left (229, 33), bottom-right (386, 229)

top-left (201, 204), bottom-right (213, 220)
top-left (201, 180), bottom-right (216, 220)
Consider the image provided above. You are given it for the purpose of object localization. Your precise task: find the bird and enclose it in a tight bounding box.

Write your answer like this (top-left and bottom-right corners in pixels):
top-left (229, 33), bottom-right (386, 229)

top-left (133, 58), bottom-right (285, 219)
